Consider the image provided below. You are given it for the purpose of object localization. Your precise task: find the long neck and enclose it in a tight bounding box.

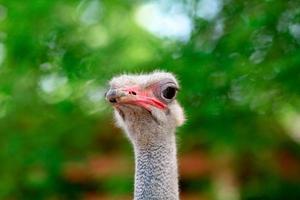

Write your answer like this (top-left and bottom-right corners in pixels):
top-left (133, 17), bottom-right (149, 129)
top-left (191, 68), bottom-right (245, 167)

top-left (133, 134), bottom-right (179, 200)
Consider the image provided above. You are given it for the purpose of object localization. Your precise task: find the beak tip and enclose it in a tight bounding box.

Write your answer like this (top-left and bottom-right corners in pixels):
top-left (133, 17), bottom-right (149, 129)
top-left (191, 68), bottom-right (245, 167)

top-left (105, 89), bottom-right (118, 103)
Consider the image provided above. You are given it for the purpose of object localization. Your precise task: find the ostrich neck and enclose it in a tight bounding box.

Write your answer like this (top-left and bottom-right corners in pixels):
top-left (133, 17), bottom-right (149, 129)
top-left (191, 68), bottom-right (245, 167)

top-left (133, 133), bottom-right (179, 200)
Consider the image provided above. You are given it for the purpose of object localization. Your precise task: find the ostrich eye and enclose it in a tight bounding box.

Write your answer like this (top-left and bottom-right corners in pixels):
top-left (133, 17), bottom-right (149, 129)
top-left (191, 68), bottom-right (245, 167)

top-left (162, 86), bottom-right (177, 100)
top-left (153, 79), bottom-right (179, 103)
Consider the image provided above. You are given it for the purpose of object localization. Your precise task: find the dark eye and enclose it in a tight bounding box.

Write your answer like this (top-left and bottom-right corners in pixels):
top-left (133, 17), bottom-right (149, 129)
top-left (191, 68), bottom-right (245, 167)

top-left (162, 87), bottom-right (177, 99)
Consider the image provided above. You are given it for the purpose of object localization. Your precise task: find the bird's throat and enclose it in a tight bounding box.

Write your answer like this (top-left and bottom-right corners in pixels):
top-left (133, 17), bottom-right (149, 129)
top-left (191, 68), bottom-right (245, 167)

top-left (133, 134), bottom-right (179, 200)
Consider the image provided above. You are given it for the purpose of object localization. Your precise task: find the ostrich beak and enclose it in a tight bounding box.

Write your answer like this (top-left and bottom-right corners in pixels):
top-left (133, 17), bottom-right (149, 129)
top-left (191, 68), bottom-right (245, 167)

top-left (105, 87), bottom-right (166, 110)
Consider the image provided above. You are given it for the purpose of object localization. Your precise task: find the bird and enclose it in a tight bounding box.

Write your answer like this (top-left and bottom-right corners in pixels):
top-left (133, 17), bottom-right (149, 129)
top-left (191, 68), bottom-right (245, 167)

top-left (105, 71), bottom-right (185, 200)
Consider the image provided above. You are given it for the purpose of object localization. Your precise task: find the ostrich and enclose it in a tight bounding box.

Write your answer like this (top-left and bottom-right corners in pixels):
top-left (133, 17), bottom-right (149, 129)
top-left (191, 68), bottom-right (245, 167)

top-left (105, 71), bottom-right (185, 200)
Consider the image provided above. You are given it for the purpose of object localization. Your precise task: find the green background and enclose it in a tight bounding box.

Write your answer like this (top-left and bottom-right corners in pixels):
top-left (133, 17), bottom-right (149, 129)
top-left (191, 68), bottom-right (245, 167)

top-left (0, 0), bottom-right (300, 199)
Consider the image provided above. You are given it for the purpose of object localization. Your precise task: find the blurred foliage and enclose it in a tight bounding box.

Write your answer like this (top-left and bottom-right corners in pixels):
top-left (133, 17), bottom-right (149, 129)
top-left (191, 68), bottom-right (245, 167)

top-left (0, 0), bottom-right (300, 199)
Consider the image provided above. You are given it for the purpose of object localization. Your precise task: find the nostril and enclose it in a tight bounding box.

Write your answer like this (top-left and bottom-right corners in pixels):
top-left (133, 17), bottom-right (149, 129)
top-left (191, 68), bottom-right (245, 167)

top-left (128, 91), bottom-right (137, 95)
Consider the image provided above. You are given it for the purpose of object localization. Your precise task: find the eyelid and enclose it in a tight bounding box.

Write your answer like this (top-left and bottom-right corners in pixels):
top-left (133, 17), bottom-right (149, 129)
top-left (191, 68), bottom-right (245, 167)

top-left (162, 82), bottom-right (179, 91)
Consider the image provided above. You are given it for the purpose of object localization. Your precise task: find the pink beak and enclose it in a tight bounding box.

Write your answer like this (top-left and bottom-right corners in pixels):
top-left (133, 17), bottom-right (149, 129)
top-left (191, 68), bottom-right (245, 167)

top-left (105, 87), bottom-right (166, 110)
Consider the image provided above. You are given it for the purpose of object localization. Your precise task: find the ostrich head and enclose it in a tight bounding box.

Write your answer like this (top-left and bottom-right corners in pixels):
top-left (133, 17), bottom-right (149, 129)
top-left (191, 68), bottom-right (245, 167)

top-left (106, 71), bottom-right (185, 146)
